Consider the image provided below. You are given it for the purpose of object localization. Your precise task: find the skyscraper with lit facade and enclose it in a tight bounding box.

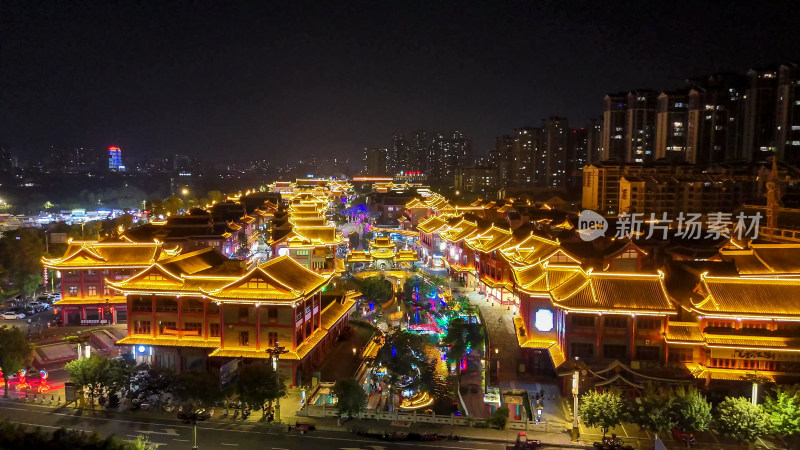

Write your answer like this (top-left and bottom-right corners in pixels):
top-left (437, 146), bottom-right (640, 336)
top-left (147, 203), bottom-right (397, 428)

top-left (108, 146), bottom-right (123, 171)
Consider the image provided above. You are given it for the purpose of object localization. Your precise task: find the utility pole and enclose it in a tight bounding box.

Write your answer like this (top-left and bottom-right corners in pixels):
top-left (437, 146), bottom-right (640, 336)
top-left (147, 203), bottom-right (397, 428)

top-left (265, 341), bottom-right (289, 422)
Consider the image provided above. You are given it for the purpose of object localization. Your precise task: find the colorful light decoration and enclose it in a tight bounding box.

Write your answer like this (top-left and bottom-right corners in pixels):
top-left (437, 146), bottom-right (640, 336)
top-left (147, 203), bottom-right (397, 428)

top-left (37, 369), bottom-right (50, 393)
top-left (15, 369), bottom-right (28, 391)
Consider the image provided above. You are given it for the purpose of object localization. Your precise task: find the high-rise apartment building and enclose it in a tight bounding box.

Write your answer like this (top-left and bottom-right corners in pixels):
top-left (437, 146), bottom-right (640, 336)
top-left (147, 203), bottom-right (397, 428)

top-left (626, 90), bottom-right (658, 163)
top-left (776, 63), bottom-right (800, 164)
top-left (493, 135), bottom-right (513, 188)
top-left (540, 117), bottom-right (568, 187)
top-left (108, 146), bottom-right (123, 171)
top-left (390, 133), bottom-right (414, 174)
top-left (587, 117), bottom-right (604, 164)
top-left (430, 131), bottom-right (471, 181)
top-left (567, 127), bottom-right (589, 188)
top-left (743, 66), bottom-right (779, 161)
top-left (412, 131), bottom-right (431, 174)
top-left (511, 127), bottom-right (541, 186)
top-left (602, 93), bottom-right (628, 161)
top-left (655, 90), bottom-right (689, 162)
top-left (686, 74), bottom-right (745, 165)
top-left (364, 147), bottom-right (388, 175)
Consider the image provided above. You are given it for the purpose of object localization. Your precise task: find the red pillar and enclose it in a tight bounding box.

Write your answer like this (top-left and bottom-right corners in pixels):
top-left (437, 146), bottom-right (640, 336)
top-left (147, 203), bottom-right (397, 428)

top-left (203, 299), bottom-right (208, 340)
top-left (596, 316), bottom-right (604, 360)
top-left (219, 304), bottom-right (225, 349)
top-left (177, 297), bottom-right (183, 336)
top-left (256, 306), bottom-right (261, 350)
top-left (629, 316), bottom-right (636, 361)
top-left (151, 294), bottom-right (157, 337)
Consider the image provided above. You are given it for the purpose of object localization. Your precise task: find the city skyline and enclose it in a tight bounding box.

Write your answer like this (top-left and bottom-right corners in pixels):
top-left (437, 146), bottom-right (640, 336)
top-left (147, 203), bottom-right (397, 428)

top-left (2, 1), bottom-right (799, 163)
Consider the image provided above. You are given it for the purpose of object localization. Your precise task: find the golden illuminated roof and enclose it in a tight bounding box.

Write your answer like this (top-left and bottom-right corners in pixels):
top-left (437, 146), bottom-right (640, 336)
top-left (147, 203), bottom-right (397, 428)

top-left (465, 225), bottom-right (513, 253)
top-left (371, 247), bottom-right (395, 259)
top-left (370, 237), bottom-right (395, 249)
top-left (480, 275), bottom-right (513, 290)
top-left (719, 244), bottom-right (800, 275)
top-left (289, 217), bottom-right (327, 227)
top-left (55, 297), bottom-right (126, 305)
top-left (439, 218), bottom-right (480, 243)
top-left (395, 249), bottom-right (418, 262)
top-left (417, 215), bottom-right (448, 234)
top-left (663, 322), bottom-right (703, 344)
top-left (347, 251), bottom-right (372, 262)
top-left (288, 211), bottom-right (325, 219)
top-left (512, 263), bottom-right (548, 295)
top-left (117, 336), bottom-right (220, 348)
top-left (107, 263), bottom-right (236, 295)
top-left (686, 364), bottom-right (779, 382)
top-left (501, 234), bottom-right (561, 266)
top-left (693, 274), bottom-right (800, 319)
top-left (294, 226), bottom-right (343, 245)
top-left (42, 240), bottom-right (168, 270)
top-left (202, 256), bottom-right (332, 303)
top-left (547, 266), bottom-right (675, 314)
top-left (704, 334), bottom-right (800, 350)
top-left (406, 198), bottom-right (426, 208)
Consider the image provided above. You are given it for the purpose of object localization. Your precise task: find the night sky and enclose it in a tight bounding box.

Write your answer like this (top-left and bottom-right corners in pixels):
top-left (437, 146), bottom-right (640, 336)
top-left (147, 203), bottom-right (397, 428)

top-left (1, 1), bottom-right (798, 162)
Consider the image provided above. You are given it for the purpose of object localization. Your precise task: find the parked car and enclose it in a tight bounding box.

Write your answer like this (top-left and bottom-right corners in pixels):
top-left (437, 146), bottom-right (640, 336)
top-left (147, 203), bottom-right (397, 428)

top-left (2, 311), bottom-right (25, 320)
top-left (29, 301), bottom-right (43, 309)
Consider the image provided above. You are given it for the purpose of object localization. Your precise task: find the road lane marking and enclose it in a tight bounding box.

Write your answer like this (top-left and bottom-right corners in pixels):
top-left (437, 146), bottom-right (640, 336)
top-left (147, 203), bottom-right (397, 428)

top-left (174, 439), bottom-right (190, 442)
top-left (220, 443), bottom-right (238, 446)
top-left (0, 405), bottom-right (261, 434)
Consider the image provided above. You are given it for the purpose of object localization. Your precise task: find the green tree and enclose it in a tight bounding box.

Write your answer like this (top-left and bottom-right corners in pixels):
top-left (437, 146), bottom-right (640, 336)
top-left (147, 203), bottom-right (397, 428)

top-left (488, 405), bottom-right (510, 429)
top-left (0, 326), bottom-right (31, 398)
top-left (356, 276), bottom-right (393, 303)
top-left (333, 379), bottom-right (366, 419)
top-left (0, 228), bottom-right (45, 297)
top-left (442, 318), bottom-right (484, 373)
top-left (174, 370), bottom-right (225, 408)
top-left (128, 365), bottom-right (177, 408)
top-left (671, 386), bottom-right (712, 440)
top-left (763, 386), bottom-right (800, 438)
top-left (21, 273), bottom-right (43, 296)
top-left (162, 196), bottom-right (184, 215)
top-left (207, 190), bottom-right (224, 203)
top-left (633, 383), bottom-right (677, 437)
top-left (237, 361), bottom-right (287, 419)
top-left (579, 389), bottom-right (627, 437)
top-left (65, 354), bottom-right (108, 407)
top-left (715, 397), bottom-right (770, 446)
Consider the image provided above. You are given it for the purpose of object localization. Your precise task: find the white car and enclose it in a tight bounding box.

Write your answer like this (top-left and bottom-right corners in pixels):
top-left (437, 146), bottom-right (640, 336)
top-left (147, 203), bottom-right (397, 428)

top-left (2, 311), bottom-right (24, 320)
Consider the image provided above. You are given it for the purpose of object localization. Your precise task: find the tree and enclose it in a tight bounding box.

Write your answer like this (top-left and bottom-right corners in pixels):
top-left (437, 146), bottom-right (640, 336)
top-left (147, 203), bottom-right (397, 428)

top-left (0, 228), bottom-right (45, 297)
top-left (21, 273), bottom-right (43, 296)
top-left (579, 389), bottom-right (627, 437)
top-left (0, 326), bottom-right (31, 398)
top-left (715, 397), bottom-right (770, 446)
top-left (633, 383), bottom-right (677, 437)
top-left (174, 370), bottom-right (225, 408)
top-left (671, 386), bottom-right (712, 439)
top-left (65, 354), bottom-right (114, 407)
top-left (763, 386), bottom-right (800, 438)
top-left (356, 276), bottom-right (393, 303)
top-left (162, 196), bottom-right (184, 215)
top-left (237, 362), bottom-right (287, 419)
top-left (348, 231), bottom-right (360, 250)
top-left (488, 405), bottom-right (510, 429)
top-left (333, 379), bottom-right (366, 419)
top-left (128, 364), bottom-right (177, 408)
top-left (207, 190), bottom-right (224, 204)
top-left (442, 318), bottom-right (484, 373)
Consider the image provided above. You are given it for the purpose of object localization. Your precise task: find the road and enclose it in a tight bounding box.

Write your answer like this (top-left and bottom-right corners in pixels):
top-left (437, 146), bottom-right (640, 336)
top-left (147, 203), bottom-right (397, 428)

top-left (0, 400), bottom-right (508, 450)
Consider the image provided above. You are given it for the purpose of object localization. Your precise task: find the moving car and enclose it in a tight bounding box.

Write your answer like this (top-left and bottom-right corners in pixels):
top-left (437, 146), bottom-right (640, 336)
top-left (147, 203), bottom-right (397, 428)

top-left (2, 311), bottom-right (25, 320)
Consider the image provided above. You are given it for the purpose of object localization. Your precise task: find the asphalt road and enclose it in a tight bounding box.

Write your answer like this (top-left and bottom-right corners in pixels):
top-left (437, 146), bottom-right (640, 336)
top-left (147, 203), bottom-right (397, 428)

top-left (0, 400), bottom-right (507, 450)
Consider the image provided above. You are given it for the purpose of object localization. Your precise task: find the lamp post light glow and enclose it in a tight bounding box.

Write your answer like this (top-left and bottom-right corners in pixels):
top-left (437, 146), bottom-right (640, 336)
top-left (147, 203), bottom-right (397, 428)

top-left (572, 357), bottom-right (580, 441)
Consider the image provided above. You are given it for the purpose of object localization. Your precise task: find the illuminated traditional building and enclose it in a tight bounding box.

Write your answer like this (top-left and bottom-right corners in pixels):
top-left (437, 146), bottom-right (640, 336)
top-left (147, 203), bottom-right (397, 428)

top-left (345, 236), bottom-right (417, 271)
top-left (111, 254), bottom-right (354, 385)
top-left (42, 239), bottom-right (181, 326)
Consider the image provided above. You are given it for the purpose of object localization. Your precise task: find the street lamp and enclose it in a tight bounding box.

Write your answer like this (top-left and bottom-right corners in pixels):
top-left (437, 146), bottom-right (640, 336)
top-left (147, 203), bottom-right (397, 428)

top-left (265, 341), bottom-right (289, 422)
top-left (572, 357), bottom-right (581, 441)
top-left (178, 408), bottom-right (211, 450)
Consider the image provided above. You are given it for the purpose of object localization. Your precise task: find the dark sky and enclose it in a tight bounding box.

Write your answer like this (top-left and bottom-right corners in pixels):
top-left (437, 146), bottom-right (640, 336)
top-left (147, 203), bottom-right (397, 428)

top-left (1, 1), bottom-right (798, 162)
